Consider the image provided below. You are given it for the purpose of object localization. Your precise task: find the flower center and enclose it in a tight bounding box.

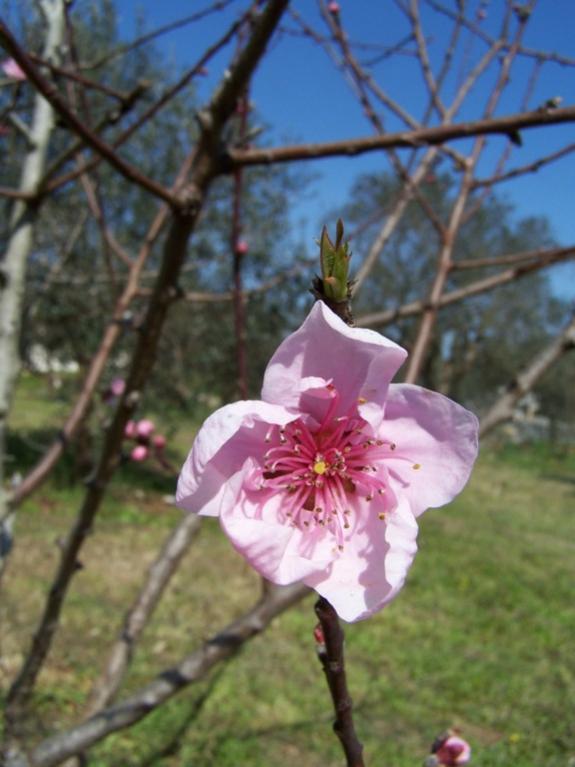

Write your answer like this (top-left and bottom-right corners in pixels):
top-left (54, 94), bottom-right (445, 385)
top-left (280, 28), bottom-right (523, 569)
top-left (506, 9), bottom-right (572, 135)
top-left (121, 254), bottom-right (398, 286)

top-left (259, 387), bottom-right (406, 546)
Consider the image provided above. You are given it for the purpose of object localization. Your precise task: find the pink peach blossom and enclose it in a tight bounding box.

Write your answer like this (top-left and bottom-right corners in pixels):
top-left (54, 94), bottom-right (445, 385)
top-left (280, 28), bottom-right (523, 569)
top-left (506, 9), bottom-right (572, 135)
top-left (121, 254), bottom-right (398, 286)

top-left (177, 302), bottom-right (478, 622)
top-left (434, 735), bottom-right (472, 765)
top-left (2, 58), bottom-right (26, 81)
top-left (131, 445), bottom-right (149, 462)
top-left (110, 377), bottom-right (126, 397)
top-left (124, 420), bottom-right (137, 439)
top-left (152, 434), bottom-right (167, 450)
top-left (136, 418), bottom-right (155, 438)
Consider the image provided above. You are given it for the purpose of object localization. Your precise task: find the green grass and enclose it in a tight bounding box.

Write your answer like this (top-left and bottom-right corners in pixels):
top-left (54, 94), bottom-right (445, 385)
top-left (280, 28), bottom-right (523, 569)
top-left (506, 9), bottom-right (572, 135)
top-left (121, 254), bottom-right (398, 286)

top-left (2, 376), bottom-right (574, 766)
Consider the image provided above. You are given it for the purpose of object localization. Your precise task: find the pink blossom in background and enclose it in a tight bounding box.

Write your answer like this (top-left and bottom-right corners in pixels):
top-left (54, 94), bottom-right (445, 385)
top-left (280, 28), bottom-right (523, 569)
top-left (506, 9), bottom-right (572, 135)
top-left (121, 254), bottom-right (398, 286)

top-left (434, 734), bottom-right (472, 765)
top-left (152, 434), bottom-right (167, 450)
top-left (136, 419), bottom-right (155, 439)
top-left (235, 239), bottom-right (249, 255)
top-left (2, 58), bottom-right (26, 81)
top-left (328, 2), bottom-right (341, 14)
top-left (177, 302), bottom-right (478, 622)
top-left (110, 378), bottom-right (126, 397)
top-left (131, 445), bottom-right (149, 462)
top-left (124, 420), bottom-right (137, 439)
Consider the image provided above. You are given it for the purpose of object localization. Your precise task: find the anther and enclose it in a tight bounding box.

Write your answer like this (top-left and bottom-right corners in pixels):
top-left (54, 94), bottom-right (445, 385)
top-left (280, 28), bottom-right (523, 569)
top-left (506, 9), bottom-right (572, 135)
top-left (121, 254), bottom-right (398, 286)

top-left (378, 512), bottom-right (386, 520)
top-left (412, 463), bottom-right (421, 470)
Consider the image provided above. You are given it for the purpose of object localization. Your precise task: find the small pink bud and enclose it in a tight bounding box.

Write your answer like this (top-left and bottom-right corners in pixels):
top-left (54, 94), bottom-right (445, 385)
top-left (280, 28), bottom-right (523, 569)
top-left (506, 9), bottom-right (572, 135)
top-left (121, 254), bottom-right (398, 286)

top-left (235, 239), bottom-right (249, 255)
top-left (328, 1), bottom-right (340, 14)
top-left (434, 735), bottom-right (471, 766)
top-left (2, 58), bottom-right (26, 81)
top-left (313, 624), bottom-right (325, 645)
top-left (124, 420), bottom-right (137, 439)
top-left (131, 445), bottom-right (149, 462)
top-left (136, 419), bottom-right (155, 438)
top-left (110, 378), bottom-right (126, 397)
top-left (152, 434), bottom-right (167, 450)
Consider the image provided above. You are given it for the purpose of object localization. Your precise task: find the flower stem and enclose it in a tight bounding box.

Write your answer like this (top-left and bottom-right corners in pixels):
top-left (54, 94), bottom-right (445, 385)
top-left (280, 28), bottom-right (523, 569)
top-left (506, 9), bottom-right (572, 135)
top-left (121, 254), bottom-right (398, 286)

top-left (314, 596), bottom-right (365, 767)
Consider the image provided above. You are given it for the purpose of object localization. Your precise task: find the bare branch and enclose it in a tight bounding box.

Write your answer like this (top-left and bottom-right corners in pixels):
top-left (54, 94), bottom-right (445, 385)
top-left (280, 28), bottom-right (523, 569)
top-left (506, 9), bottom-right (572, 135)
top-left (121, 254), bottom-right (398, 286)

top-left (315, 597), bottom-right (364, 767)
top-left (480, 315), bottom-right (575, 437)
top-left (5, 0), bottom-right (290, 719)
top-left (356, 245), bottom-right (575, 328)
top-left (30, 583), bottom-right (309, 767)
top-left (472, 141), bottom-right (575, 188)
top-left (0, 18), bottom-right (177, 206)
top-left (228, 105), bottom-right (575, 167)
top-left (85, 514), bottom-right (202, 715)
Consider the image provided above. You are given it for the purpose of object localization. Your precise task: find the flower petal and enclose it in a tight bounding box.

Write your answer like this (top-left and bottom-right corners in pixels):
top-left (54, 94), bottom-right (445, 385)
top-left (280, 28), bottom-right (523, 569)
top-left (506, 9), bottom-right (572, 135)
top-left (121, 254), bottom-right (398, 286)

top-left (262, 302), bottom-right (407, 428)
top-left (304, 496), bottom-right (418, 622)
top-left (176, 400), bottom-right (295, 516)
top-left (381, 384), bottom-right (479, 516)
top-left (220, 460), bottom-right (335, 584)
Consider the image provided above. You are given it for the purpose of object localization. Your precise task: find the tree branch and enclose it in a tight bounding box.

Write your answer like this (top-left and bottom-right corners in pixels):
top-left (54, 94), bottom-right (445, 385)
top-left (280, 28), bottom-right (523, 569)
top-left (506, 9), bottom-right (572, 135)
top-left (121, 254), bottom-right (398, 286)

top-left (227, 105), bottom-right (575, 168)
top-left (480, 315), bottom-right (575, 437)
top-left (29, 583), bottom-right (309, 767)
top-left (0, 18), bottom-right (177, 206)
top-left (356, 245), bottom-right (575, 328)
top-left (315, 597), bottom-right (365, 767)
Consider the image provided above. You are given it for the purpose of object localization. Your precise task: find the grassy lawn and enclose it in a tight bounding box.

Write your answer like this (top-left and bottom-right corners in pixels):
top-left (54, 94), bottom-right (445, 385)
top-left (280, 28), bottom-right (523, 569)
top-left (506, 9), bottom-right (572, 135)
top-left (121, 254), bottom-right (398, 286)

top-left (2, 375), bottom-right (574, 766)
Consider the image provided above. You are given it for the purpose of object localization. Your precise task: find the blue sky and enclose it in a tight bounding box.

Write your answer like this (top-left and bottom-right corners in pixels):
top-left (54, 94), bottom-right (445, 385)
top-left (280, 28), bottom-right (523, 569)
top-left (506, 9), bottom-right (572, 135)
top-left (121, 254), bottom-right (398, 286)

top-left (114, 0), bottom-right (574, 294)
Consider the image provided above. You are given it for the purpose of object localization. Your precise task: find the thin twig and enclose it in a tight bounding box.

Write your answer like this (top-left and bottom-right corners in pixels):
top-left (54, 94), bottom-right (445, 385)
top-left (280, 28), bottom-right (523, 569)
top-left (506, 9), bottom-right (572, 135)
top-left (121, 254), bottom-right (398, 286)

top-left (480, 314), bottom-right (575, 436)
top-left (315, 597), bottom-right (364, 767)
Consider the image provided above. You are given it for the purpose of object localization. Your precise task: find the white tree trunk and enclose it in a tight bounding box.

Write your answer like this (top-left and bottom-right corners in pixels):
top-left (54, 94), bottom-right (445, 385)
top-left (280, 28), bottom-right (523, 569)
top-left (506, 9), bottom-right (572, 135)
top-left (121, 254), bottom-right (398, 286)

top-left (0, 0), bottom-right (66, 574)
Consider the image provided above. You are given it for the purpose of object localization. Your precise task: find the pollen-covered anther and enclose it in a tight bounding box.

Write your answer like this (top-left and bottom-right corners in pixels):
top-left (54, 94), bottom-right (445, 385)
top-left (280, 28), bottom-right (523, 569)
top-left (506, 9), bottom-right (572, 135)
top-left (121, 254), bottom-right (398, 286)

top-left (378, 488), bottom-right (386, 495)
top-left (366, 493), bottom-right (374, 501)
top-left (412, 463), bottom-right (421, 470)
top-left (378, 512), bottom-right (386, 520)
top-left (357, 396), bottom-right (367, 404)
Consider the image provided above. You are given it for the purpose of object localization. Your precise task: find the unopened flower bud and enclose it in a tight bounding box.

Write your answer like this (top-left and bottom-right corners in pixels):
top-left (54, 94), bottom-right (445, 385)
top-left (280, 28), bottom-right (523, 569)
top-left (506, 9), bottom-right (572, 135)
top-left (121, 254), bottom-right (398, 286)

top-left (235, 239), bottom-right (249, 255)
top-left (124, 420), bottom-right (137, 439)
top-left (2, 58), bottom-right (26, 81)
top-left (110, 378), bottom-right (126, 397)
top-left (131, 445), bottom-right (148, 462)
top-left (136, 419), bottom-right (155, 438)
top-left (328, 1), bottom-right (340, 14)
top-left (153, 434), bottom-right (167, 450)
top-left (319, 219), bottom-right (351, 302)
top-left (432, 733), bottom-right (471, 766)
top-left (313, 623), bottom-right (325, 645)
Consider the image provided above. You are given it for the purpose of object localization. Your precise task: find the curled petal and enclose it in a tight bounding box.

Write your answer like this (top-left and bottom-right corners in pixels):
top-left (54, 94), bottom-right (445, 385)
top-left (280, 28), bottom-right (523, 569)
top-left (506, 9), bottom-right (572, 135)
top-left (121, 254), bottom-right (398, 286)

top-left (262, 301), bottom-right (407, 428)
top-left (176, 401), bottom-right (295, 516)
top-left (304, 497), bottom-right (418, 622)
top-left (381, 384), bottom-right (479, 516)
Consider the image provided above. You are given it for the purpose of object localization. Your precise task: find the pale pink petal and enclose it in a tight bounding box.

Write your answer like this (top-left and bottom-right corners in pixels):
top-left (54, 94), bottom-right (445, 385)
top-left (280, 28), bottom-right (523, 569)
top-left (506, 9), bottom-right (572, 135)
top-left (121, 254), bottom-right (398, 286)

top-left (381, 384), bottom-right (478, 516)
top-left (220, 464), bottom-right (335, 584)
top-left (2, 58), bottom-right (26, 81)
top-left (304, 497), bottom-right (418, 622)
top-left (136, 418), bottom-right (155, 438)
top-left (131, 445), bottom-right (148, 462)
top-left (176, 400), bottom-right (296, 516)
top-left (262, 302), bottom-right (407, 428)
